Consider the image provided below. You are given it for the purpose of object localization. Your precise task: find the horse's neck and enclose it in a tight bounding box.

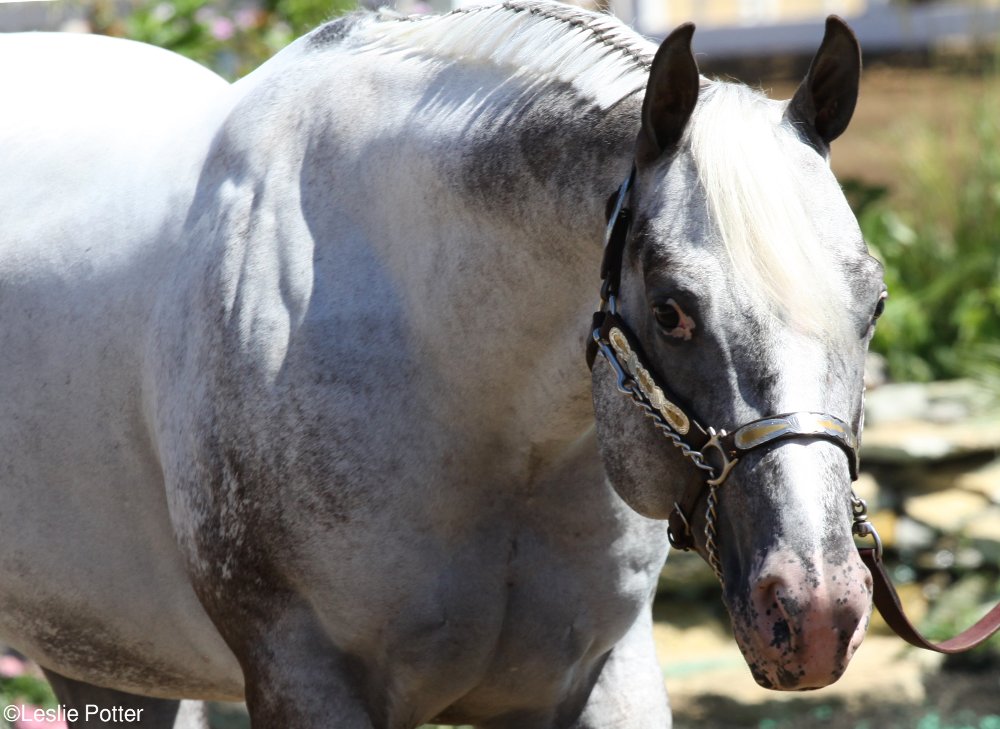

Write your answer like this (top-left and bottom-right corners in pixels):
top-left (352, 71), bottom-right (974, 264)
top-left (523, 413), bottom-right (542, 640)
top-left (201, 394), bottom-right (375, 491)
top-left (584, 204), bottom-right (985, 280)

top-left (350, 65), bottom-right (640, 450)
top-left (212, 45), bottom-right (641, 467)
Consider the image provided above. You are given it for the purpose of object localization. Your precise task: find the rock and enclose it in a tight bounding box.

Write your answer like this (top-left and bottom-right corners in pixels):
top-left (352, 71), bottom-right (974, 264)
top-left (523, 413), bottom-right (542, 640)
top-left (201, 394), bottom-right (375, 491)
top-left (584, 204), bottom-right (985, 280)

top-left (904, 490), bottom-right (987, 533)
top-left (865, 383), bottom-right (932, 425)
top-left (865, 352), bottom-right (888, 389)
top-left (954, 546), bottom-right (986, 570)
top-left (893, 515), bottom-right (938, 552)
top-left (964, 507), bottom-right (1000, 541)
top-left (924, 380), bottom-right (999, 417)
top-left (963, 507), bottom-right (1000, 563)
top-left (870, 581), bottom-right (929, 636)
top-left (865, 379), bottom-right (999, 427)
top-left (862, 419), bottom-right (1000, 465)
top-left (853, 472), bottom-right (881, 508)
top-left (867, 508), bottom-right (898, 549)
top-left (956, 458), bottom-right (1000, 504)
top-left (916, 548), bottom-right (960, 571)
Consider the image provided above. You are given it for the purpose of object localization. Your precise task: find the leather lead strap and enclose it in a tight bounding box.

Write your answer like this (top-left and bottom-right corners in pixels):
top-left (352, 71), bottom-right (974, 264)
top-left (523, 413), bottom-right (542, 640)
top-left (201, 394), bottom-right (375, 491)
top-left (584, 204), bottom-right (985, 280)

top-left (860, 548), bottom-right (1000, 653)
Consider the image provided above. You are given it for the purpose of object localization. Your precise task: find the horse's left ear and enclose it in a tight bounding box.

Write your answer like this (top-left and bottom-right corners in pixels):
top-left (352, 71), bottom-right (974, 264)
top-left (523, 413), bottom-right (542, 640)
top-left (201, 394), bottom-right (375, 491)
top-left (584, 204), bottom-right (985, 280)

top-left (636, 23), bottom-right (700, 165)
top-left (786, 16), bottom-right (861, 146)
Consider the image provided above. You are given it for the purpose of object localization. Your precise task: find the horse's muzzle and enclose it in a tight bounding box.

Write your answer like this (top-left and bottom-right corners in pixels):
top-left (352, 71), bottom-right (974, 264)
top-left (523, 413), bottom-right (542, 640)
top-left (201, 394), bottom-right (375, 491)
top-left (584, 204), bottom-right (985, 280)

top-left (734, 547), bottom-right (873, 690)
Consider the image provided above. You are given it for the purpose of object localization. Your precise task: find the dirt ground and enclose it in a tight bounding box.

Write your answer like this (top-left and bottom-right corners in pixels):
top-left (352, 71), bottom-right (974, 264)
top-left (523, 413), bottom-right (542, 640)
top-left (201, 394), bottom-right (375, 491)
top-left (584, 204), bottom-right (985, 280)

top-left (656, 588), bottom-right (1000, 728)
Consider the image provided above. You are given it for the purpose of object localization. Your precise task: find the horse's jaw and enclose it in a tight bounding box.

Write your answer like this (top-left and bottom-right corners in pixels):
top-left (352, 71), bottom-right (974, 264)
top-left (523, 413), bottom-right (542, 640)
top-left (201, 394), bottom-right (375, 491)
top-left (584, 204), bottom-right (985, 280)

top-left (725, 545), bottom-right (873, 691)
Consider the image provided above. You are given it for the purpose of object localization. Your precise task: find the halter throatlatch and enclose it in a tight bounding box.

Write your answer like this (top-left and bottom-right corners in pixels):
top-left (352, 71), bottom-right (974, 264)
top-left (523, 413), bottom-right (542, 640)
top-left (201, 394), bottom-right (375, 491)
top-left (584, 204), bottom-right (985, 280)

top-left (587, 167), bottom-right (862, 585)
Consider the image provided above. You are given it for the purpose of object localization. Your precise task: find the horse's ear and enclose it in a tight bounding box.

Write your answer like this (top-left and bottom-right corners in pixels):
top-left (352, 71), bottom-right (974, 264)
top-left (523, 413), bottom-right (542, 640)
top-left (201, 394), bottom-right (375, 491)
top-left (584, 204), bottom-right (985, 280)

top-left (787, 16), bottom-right (861, 146)
top-left (637, 23), bottom-right (700, 165)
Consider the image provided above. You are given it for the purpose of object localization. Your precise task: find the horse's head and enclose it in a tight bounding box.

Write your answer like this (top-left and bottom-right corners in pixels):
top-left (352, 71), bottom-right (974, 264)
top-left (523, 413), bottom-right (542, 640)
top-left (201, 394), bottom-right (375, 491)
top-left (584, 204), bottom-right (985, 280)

top-left (591, 19), bottom-right (884, 690)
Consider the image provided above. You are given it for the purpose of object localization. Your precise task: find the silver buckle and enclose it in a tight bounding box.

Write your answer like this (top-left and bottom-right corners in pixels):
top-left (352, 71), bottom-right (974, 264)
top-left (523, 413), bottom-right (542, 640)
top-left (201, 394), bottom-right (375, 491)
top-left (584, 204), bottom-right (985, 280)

top-left (851, 495), bottom-right (883, 561)
top-left (702, 428), bottom-right (738, 487)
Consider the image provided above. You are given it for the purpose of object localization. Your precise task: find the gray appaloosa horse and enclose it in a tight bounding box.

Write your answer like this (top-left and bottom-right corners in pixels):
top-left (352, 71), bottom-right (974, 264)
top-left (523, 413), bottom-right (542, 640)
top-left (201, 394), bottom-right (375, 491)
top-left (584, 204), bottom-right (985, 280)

top-left (0, 3), bottom-right (885, 727)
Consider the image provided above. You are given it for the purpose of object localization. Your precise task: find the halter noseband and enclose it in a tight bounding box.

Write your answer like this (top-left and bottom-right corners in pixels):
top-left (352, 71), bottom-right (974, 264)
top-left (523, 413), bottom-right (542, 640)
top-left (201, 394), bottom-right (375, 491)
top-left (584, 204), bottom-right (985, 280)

top-left (586, 167), bottom-right (863, 583)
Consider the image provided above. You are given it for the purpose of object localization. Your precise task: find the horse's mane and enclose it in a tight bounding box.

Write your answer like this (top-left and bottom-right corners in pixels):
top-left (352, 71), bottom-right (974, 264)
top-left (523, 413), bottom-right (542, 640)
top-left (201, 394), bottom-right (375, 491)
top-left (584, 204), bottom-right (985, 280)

top-left (311, 1), bottom-right (841, 331)
top-left (341, 0), bottom-right (656, 109)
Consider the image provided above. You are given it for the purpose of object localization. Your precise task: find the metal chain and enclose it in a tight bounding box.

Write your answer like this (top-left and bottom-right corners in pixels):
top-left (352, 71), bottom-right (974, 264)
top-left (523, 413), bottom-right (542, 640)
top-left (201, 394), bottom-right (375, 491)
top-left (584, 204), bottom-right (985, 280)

top-left (705, 484), bottom-right (725, 588)
top-left (599, 324), bottom-right (863, 597)
top-left (616, 373), bottom-right (727, 588)
top-left (617, 379), bottom-right (716, 475)
top-left (851, 490), bottom-right (883, 560)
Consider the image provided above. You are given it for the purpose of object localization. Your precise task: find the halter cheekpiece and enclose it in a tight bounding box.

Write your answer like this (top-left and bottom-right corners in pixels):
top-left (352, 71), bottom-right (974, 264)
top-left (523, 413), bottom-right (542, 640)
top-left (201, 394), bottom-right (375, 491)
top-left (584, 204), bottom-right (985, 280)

top-left (586, 167), bottom-right (863, 583)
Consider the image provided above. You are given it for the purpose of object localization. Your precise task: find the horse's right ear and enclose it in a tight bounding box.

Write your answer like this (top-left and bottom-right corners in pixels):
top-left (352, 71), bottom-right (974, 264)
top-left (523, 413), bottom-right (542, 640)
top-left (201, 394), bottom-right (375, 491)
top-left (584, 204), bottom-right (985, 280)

top-left (786, 16), bottom-right (861, 146)
top-left (637, 23), bottom-right (700, 165)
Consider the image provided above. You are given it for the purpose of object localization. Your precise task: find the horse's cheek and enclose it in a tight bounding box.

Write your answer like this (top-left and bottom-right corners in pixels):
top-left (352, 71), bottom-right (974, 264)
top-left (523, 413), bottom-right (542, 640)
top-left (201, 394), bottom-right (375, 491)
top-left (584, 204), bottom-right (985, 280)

top-left (591, 374), bottom-right (676, 521)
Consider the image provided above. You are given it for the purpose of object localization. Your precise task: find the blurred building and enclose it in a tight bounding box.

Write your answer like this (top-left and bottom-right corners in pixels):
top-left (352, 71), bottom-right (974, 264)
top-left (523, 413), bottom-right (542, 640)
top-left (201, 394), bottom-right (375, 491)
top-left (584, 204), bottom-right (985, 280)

top-left (617, 0), bottom-right (1000, 56)
top-left (630, 0), bottom-right (869, 35)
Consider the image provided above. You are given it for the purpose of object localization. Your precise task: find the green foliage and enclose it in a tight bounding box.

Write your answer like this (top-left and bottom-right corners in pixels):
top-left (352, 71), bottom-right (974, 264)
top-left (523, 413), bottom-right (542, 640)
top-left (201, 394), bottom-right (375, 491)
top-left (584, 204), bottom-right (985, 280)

top-left (922, 572), bottom-right (1000, 668)
top-left (0, 673), bottom-right (59, 709)
top-left (853, 83), bottom-right (1000, 383)
top-left (910, 713), bottom-right (1000, 729)
top-left (87, 0), bottom-right (357, 79)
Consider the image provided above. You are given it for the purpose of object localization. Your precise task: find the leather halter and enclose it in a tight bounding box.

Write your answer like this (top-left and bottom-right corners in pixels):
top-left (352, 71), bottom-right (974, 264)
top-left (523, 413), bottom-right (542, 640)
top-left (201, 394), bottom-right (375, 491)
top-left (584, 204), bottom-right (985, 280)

top-left (587, 167), bottom-right (1000, 652)
top-left (586, 167), bottom-right (860, 580)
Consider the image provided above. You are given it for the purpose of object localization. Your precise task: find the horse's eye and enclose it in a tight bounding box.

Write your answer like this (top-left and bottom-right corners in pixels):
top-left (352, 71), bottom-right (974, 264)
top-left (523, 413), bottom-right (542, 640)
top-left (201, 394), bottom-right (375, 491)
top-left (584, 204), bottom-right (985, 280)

top-left (653, 302), bottom-right (681, 330)
top-left (652, 299), bottom-right (696, 340)
top-left (873, 292), bottom-right (887, 321)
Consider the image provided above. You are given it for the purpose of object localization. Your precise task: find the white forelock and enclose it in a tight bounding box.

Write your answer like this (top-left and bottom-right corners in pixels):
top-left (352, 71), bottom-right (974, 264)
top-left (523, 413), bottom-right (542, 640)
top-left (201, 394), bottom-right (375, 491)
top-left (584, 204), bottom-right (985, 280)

top-left (354, 0), bottom-right (655, 109)
top-left (687, 82), bottom-right (845, 333)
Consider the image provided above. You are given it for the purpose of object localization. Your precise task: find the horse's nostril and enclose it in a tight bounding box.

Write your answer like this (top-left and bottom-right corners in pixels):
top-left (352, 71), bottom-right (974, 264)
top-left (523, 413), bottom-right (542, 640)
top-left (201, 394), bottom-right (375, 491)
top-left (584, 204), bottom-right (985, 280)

top-left (862, 565), bottom-right (874, 594)
top-left (751, 575), bottom-right (799, 654)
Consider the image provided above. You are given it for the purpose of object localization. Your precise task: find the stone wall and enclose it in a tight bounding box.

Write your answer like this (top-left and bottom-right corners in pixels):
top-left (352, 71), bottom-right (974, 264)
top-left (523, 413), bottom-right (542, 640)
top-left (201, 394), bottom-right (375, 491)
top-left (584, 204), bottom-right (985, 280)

top-left (860, 379), bottom-right (1000, 662)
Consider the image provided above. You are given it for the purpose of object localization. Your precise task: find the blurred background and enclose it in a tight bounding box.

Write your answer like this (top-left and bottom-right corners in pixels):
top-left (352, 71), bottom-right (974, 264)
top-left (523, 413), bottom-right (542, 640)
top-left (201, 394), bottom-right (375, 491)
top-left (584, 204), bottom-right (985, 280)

top-left (1, 0), bottom-right (999, 727)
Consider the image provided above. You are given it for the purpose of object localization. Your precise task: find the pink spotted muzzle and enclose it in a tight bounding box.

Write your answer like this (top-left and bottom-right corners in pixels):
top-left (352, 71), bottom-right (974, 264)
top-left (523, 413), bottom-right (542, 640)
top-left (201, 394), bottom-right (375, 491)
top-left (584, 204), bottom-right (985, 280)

top-left (730, 548), bottom-right (873, 690)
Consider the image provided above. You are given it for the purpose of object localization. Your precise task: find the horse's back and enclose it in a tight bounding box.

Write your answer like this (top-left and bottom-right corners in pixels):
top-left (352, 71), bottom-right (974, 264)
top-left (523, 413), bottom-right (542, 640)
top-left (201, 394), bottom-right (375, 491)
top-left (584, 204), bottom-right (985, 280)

top-left (1, 33), bottom-right (228, 234)
top-left (0, 33), bottom-right (243, 698)
top-left (0, 32), bottom-right (224, 137)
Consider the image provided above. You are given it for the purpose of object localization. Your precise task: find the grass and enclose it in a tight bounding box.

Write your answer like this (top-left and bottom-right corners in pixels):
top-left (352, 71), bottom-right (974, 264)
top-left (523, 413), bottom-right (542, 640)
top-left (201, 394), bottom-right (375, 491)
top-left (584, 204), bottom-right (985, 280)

top-left (852, 65), bottom-right (1000, 384)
